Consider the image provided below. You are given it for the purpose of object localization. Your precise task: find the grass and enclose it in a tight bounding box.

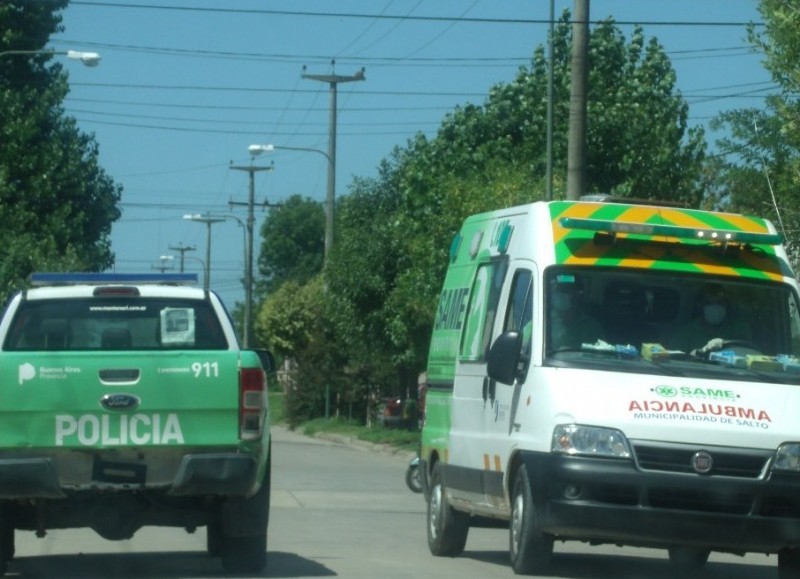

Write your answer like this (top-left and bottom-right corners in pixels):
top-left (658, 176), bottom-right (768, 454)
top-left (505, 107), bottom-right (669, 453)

top-left (268, 392), bottom-right (420, 452)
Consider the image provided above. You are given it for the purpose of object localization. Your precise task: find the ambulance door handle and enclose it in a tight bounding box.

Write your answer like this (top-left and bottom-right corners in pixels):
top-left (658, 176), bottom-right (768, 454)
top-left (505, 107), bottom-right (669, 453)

top-left (482, 376), bottom-right (496, 404)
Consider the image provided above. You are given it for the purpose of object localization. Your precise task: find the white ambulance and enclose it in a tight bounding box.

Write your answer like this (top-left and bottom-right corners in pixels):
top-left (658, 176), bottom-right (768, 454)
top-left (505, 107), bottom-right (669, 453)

top-left (421, 198), bottom-right (800, 576)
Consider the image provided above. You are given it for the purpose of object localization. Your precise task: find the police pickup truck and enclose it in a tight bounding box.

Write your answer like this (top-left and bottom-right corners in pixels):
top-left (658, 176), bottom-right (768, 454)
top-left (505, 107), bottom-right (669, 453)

top-left (0, 273), bottom-right (272, 575)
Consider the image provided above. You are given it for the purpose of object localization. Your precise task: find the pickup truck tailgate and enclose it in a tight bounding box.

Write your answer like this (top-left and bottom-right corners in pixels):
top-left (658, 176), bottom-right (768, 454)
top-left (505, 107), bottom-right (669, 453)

top-left (0, 351), bottom-right (242, 449)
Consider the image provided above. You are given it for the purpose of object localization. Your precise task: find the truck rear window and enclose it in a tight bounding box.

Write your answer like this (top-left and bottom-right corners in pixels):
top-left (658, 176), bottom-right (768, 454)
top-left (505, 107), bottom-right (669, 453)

top-left (3, 298), bottom-right (229, 351)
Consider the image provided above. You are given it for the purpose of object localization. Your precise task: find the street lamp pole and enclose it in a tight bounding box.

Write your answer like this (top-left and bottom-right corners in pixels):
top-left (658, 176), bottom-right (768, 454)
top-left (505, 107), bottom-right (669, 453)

top-left (183, 213), bottom-right (225, 291)
top-left (248, 143), bottom-right (332, 261)
top-left (229, 164), bottom-right (273, 348)
top-left (183, 212), bottom-right (250, 345)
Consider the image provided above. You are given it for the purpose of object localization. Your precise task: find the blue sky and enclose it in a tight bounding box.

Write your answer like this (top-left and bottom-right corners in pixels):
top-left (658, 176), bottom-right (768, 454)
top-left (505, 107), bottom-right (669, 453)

top-left (51, 1), bottom-right (772, 308)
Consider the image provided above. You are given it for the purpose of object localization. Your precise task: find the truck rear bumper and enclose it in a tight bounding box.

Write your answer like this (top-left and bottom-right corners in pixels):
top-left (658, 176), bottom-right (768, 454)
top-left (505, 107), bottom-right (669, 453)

top-left (0, 453), bottom-right (259, 499)
top-left (169, 453), bottom-right (259, 496)
top-left (0, 458), bottom-right (65, 498)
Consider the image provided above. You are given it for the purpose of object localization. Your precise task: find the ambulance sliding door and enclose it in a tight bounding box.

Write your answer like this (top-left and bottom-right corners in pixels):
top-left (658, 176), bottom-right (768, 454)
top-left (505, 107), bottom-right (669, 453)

top-left (447, 257), bottom-right (508, 506)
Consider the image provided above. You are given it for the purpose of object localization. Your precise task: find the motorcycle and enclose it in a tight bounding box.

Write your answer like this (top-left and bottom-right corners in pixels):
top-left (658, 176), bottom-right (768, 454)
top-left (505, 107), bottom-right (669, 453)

top-left (405, 456), bottom-right (422, 493)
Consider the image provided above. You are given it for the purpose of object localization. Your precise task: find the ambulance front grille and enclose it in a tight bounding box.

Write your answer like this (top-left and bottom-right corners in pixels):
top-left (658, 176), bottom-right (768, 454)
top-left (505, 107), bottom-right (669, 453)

top-left (633, 443), bottom-right (772, 479)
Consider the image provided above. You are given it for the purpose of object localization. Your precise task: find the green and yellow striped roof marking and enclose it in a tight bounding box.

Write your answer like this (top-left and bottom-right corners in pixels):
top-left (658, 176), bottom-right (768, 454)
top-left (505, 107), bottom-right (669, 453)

top-left (549, 202), bottom-right (785, 281)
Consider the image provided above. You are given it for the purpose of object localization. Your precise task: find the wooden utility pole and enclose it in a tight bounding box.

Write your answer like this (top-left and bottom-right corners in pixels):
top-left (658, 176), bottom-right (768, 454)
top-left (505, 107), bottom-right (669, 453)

top-left (566, 0), bottom-right (589, 200)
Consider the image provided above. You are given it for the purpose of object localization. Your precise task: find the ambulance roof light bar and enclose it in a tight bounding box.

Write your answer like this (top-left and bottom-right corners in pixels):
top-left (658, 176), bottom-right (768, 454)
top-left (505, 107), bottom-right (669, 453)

top-left (559, 217), bottom-right (783, 246)
top-left (30, 272), bottom-right (199, 286)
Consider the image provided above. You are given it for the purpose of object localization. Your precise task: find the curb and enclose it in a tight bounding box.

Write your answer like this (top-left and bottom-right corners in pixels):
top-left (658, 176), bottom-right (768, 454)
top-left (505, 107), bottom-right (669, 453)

top-left (312, 431), bottom-right (416, 460)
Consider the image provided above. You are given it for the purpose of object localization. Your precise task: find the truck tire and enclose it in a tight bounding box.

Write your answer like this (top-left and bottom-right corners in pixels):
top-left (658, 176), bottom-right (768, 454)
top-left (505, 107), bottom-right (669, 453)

top-left (510, 466), bottom-right (553, 575)
top-left (779, 548), bottom-right (800, 579)
top-left (206, 518), bottom-right (223, 557)
top-left (220, 457), bottom-right (271, 573)
top-left (427, 461), bottom-right (469, 557)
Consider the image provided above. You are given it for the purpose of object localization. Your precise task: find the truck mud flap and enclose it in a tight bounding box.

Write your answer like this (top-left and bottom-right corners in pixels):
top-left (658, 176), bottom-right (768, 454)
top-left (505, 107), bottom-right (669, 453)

top-left (169, 454), bottom-right (258, 496)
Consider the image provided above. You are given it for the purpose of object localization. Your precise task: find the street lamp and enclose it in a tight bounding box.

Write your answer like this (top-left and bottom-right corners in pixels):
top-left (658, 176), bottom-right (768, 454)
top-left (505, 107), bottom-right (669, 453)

top-left (153, 255), bottom-right (175, 273)
top-left (183, 213), bottom-right (251, 347)
top-left (0, 49), bottom-right (101, 66)
top-left (216, 214), bottom-right (250, 348)
top-left (249, 143), bottom-right (335, 261)
top-left (183, 213), bottom-right (225, 291)
top-left (161, 254), bottom-right (206, 279)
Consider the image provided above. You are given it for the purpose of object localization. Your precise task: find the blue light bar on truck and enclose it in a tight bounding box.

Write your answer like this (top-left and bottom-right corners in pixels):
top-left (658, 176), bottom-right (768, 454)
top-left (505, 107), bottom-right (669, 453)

top-left (30, 272), bottom-right (199, 286)
top-left (559, 217), bottom-right (783, 246)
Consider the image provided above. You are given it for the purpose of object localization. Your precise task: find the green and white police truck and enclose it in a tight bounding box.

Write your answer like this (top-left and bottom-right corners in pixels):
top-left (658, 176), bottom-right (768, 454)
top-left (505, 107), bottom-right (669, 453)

top-left (421, 198), bottom-right (800, 576)
top-left (0, 273), bottom-right (272, 575)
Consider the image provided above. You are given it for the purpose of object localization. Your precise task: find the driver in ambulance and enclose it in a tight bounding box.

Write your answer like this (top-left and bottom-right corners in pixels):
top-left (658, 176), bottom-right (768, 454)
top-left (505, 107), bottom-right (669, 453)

top-left (668, 283), bottom-right (753, 355)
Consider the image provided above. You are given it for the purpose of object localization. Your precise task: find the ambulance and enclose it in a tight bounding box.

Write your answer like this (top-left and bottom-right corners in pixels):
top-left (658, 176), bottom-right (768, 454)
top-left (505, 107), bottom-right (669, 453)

top-left (421, 197), bottom-right (800, 576)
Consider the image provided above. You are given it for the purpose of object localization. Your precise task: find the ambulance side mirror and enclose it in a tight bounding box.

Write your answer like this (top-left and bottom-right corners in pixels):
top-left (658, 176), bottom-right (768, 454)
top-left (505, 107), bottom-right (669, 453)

top-left (487, 331), bottom-right (522, 385)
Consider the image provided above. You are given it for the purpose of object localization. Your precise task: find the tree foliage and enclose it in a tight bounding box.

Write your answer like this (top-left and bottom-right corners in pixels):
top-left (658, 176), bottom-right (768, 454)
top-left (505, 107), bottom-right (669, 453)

top-left (710, 0), bottom-right (800, 264)
top-left (0, 1), bottom-right (122, 300)
top-left (257, 13), bottom-right (709, 423)
top-left (257, 194), bottom-right (324, 295)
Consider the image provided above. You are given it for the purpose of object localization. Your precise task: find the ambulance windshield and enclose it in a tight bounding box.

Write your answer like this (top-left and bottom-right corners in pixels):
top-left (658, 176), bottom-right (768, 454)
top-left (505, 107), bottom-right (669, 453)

top-left (544, 267), bottom-right (800, 381)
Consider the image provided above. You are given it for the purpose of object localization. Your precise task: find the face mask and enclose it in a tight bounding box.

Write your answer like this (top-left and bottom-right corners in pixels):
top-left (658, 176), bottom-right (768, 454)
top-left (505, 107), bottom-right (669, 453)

top-left (703, 304), bottom-right (726, 325)
top-left (553, 292), bottom-right (573, 312)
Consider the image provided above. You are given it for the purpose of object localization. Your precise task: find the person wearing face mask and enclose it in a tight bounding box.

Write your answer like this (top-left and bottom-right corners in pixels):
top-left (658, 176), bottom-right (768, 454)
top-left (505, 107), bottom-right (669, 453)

top-left (669, 283), bottom-right (753, 354)
top-left (548, 276), bottom-right (605, 351)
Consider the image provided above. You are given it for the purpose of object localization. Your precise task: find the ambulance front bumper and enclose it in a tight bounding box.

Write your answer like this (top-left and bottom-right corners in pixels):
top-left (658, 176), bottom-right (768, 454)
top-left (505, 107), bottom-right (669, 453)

top-left (523, 451), bottom-right (800, 553)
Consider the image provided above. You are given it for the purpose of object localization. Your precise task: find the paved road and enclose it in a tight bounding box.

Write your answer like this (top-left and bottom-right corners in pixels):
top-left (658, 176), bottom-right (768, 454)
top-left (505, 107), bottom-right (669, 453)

top-left (6, 425), bottom-right (780, 578)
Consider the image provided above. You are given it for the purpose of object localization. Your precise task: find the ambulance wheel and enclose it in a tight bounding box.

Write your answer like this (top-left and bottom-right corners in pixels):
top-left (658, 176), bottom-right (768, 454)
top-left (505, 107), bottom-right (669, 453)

top-left (510, 466), bottom-right (553, 575)
top-left (778, 548), bottom-right (800, 579)
top-left (427, 462), bottom-right (469, 557)
top-left (668, 546), bottom-right (709, 570)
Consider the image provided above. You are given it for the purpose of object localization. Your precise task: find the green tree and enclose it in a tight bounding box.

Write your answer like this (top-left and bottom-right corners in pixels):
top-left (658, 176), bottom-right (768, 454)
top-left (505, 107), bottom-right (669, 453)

top-left (327, 14), bottom-right (707, 395)
top-left (257, 194), bottom-right (324, 295)
top-left (709, 0), bottom-right (800, 264)
top-left (0, 1), bottom-right (122, 300)
top-left (264, 13), bottom-right (710, 422)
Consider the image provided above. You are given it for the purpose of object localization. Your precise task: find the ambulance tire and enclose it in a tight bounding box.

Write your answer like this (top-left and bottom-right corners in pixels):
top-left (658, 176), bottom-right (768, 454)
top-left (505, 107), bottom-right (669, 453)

top-left (668, 546), bottom-right (709, 570)
top-left (427, 462), bottom-right (469, 557)
top-left (510, 466), bottom-right (553, 575)
top-left (778, 548), bottom-right (800, 579)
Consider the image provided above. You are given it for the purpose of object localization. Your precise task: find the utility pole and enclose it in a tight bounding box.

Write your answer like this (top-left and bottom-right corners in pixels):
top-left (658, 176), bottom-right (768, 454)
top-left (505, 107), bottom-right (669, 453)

top-left (302, 63), bottom-right (366, 263)
top-left (168, 243), bottom-right (196, 273)
top-left (546, 0), bottom-right (555, 201)
top-left (566, 0), bottom-right (589, 200)
top-left (229, 163), bottom-right (274, 348)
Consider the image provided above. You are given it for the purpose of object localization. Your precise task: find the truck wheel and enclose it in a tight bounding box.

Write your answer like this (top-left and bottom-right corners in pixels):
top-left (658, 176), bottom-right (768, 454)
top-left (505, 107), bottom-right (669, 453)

top-left (220, 458), bottom-right (270, 573)
top-left (779, 548), bottom-right (800, 579)
top-left (206, 518), bottom-right (223, 557)
top-left (668, 546), bottom-right (709, 570)
top-left (427, 462), bottom-right (468, 556)
top-left (510, 466), bottom-right (553, 575)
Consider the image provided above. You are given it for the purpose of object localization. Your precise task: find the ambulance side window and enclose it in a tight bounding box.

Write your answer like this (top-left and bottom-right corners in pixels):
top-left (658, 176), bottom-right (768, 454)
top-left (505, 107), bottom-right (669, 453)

top-left (504, 270), bottom-right (534, 361)
top-left (459, 260), bottom-right (508, 361)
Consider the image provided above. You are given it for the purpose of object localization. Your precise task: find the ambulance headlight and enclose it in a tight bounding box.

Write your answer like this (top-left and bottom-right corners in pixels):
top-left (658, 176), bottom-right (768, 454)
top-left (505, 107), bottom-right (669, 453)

top-left (774, 443), bottom-right (800, 471)
top-left (552, 424), bottom-right (631, 458)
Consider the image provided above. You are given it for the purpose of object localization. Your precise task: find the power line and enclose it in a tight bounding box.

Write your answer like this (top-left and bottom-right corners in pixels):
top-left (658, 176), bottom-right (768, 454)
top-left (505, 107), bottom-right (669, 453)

top-left (68, 2), bottom-right (765, 28)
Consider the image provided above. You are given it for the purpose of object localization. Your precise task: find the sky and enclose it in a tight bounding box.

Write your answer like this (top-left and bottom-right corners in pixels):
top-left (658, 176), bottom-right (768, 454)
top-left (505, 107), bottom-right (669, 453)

top-left (50, 0), bottom-right (773, 308)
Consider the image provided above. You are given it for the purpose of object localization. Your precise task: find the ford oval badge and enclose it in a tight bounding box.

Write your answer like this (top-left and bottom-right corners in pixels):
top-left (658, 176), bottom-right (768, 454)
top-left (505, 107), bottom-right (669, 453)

top-left (100, 393), bottom-right (140, 411)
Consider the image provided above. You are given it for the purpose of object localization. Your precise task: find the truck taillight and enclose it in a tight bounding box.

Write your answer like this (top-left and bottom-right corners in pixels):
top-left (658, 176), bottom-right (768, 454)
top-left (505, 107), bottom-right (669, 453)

top-left (239, 367), bottom-right (265, 440)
